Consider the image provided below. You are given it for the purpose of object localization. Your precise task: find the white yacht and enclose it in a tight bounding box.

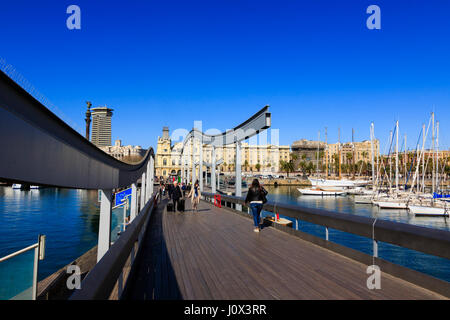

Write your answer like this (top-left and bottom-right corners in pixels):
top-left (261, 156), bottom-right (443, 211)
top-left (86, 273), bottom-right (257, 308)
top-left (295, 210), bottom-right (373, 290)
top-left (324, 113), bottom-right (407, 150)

top-left (297, 187), bottom-right (346, 196)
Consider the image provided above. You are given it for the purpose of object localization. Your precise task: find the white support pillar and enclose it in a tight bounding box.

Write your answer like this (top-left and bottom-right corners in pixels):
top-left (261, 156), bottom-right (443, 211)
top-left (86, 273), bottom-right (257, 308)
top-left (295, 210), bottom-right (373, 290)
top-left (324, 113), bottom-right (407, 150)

top-left (140, 172), bottom-right (146, 210)
top-left (235, 140), bottom-right (242, 211)
top-left (186, 146), bottom-right (190, 184)
top-left (146, 160), bottom-right (151, 201)
top-left (217, 166), bottom-right (220, 190)
top-left (211, 146), bottom-right (216, 193)
top-left (97, 189), bottom-right (113, 262)
top-left (192, 137), bottom-right (196, 184)
top-left (150, 157), bottom-right (154, 196)
top-left (130, 183), bottom-right (137, 221)
top-left (199, 135), bottom-right (203, 191)
top-left (181, 153), bottom-right (185, 183)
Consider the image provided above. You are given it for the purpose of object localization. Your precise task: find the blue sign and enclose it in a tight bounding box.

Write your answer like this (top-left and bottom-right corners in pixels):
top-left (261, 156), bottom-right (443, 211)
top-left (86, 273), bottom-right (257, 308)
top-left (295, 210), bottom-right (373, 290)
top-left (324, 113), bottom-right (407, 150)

top-left (114, 188), bottom-right (132, 207)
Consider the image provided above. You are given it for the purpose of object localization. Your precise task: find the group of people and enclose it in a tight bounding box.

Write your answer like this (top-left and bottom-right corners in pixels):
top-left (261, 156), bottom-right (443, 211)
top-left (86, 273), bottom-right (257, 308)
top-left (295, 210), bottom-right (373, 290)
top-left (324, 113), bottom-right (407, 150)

top-left (159, 179), bottom-right (202, 213)
top-left (160, 177), bottom-right (269, 233)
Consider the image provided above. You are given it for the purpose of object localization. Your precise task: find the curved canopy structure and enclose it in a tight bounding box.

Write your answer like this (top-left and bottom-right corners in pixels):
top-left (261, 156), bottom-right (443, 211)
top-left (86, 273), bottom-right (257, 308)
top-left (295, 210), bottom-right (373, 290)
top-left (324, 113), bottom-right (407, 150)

top-left (0, 71), bottom-right (153, 189)
top-left (181, 105), bottom-right (271, 152)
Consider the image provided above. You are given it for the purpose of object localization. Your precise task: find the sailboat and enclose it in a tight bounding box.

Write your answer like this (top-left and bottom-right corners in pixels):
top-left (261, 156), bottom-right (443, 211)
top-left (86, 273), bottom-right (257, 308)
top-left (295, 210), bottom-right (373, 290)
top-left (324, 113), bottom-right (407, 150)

top-left (299, 130), bottom-right (347, 196)
top-left (309, 127), bottom-right (370, 188)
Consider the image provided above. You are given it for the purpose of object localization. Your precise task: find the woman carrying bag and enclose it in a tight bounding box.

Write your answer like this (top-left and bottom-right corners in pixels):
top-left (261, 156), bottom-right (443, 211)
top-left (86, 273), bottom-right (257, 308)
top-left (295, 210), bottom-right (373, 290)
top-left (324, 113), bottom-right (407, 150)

top-left (187, 180), bottom-right (201, 213)
top-left (244, 179), bottom-right (268, 233)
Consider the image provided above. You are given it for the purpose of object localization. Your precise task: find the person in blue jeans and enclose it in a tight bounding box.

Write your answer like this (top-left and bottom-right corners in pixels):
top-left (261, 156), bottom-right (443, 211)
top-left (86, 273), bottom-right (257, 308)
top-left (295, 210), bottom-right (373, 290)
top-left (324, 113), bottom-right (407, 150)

top-left (244, 179), bottom-right (268, 233)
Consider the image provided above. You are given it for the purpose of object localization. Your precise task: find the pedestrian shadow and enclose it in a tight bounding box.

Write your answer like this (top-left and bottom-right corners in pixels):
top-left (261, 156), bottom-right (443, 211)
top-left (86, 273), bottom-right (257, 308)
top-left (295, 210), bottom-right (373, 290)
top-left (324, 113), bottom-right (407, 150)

top-left (123, 198), bottom-right (182, 300)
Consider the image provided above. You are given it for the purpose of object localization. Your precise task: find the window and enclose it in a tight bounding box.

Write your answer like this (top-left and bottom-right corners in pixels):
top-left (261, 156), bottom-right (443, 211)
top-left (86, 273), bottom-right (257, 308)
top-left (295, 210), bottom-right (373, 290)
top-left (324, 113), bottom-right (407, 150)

top-left (163, 158), bottom-right (167, 166)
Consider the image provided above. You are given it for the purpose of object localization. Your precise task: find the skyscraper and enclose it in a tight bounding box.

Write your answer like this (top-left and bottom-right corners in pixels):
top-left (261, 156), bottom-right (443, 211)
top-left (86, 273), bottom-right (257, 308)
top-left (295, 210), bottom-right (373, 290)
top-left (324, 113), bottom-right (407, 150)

top-left (90, 106), bottom-right (113, 147)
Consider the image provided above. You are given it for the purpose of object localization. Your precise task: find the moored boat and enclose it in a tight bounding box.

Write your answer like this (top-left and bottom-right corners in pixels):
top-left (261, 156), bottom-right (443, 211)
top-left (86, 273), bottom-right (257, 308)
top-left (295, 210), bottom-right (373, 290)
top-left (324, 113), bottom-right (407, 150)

top-left (297, 187), bottom-right (346, 196)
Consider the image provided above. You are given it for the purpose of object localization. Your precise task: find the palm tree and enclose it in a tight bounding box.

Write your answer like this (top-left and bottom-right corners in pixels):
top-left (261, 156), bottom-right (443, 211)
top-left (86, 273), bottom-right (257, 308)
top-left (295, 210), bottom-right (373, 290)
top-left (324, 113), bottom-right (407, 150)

top-left (346, 152), bottom-right (353, 176)
top-left (280, 160), bottom-right (294, 177)
top-left (290, 153), bottom-right (298, 172)
top-left (244, 160), bottom-right (249, 172)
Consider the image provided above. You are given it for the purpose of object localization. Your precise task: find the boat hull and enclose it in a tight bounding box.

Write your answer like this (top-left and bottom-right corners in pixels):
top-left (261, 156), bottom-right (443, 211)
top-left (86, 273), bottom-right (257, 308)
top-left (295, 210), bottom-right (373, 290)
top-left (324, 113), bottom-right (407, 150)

top-left (408, 205), bottom-right (448, 216)
top-left (297, 188), bottom-right (346, 196)
top-left (374, 201), bottom-right (408, 209)
top-left (308, 178), bottom-right (370, 188)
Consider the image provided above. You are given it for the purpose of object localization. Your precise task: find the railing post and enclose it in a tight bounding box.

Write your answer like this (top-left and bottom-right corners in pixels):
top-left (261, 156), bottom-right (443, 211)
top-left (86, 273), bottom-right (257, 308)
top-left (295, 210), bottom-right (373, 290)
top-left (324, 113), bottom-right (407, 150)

top-left (192, 136), bottom-right (196, 183)
top-left (146, 159), bottom-right (151, 201)
top-left (150, 157), bottom-right (154, 196)
top-left (235, 139), bottom-right (242, 211)
top-left (32, 235), bottom-right (44, 300)
top-left (97, 189), bottom-right (113, 262)
top-left (140, 172), bottom-right (146, 212)
top-left (199, 133), bottom-right (203, 191)
top-left (130, 183), bottom-right (137, 221)
top-left (373, 239), bottom-right (378, 258)
top-left (211, 146), bottom-right (216, 194)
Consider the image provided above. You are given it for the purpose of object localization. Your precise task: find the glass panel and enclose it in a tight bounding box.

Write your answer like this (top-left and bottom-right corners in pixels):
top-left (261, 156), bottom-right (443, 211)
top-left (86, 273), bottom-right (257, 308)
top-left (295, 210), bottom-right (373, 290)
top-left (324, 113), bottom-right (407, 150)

top-left (111, 202), bottom-right (130, 243)
top-left (0, 249), bottom-right (35, 300)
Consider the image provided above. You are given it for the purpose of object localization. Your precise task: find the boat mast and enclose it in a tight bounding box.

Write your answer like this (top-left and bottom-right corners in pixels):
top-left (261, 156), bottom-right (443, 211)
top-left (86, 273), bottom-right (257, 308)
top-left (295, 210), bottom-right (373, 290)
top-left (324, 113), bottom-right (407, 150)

top-left (395, 120), bottom-right (399, 191)
top-left (422, 123), bottom-right (425, 193)
top-left (370, 122), bottom-right (375, 189)
top-left (317, 130), bottom-right (320, 178)
top-left (338, 127), bottom-right (341, 180)
top-left (389, 130), bottom-right (393, 191)
top-left (404, 134), bottom-right (407, 187)
top-left (436, 120), bottom-right (439, 193)
top-left (352, 128), bottom-right (355, 179)
top-left (325, 127), bottom-right (328, 178)
top-left (432, 112), bottom-right (435, 194)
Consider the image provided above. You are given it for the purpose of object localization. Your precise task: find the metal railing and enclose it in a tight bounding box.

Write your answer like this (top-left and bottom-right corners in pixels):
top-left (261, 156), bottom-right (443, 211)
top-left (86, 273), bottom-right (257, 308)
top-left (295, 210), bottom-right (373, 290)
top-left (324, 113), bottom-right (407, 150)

top-left (202, 192), bottom-right (450, 297)
top-left (0, 235), bottom-right (46, 300)
top-left (202, 192), bottom-right (450, 261)
top-left (70, 193), bottom-right (159, 300)
top-left (0, 68), bottom-right (157, 299)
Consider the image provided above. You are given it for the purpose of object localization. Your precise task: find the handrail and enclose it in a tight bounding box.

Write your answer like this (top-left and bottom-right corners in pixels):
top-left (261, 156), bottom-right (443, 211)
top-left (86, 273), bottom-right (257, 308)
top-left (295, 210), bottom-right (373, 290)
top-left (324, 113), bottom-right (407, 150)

top-left (70, 193), bottom-right (159, 300)
top-left (0, 70), bottom-right (154, 189)
top-left (202, 192), bottom-right (450, 261)
top-left (0, 243), bottom-right (38, 263)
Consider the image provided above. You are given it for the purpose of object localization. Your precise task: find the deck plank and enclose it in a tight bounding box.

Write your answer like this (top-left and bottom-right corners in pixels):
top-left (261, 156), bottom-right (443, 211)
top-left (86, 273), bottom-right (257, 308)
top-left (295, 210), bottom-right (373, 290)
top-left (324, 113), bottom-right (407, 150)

top-left (128, 196), bottom-right (446, 300)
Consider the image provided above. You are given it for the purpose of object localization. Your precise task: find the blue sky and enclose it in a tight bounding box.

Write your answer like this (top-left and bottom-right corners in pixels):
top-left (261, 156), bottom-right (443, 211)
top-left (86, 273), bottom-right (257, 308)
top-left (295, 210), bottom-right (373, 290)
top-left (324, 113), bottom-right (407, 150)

top-left (1, 0), bottom-right (449, 152)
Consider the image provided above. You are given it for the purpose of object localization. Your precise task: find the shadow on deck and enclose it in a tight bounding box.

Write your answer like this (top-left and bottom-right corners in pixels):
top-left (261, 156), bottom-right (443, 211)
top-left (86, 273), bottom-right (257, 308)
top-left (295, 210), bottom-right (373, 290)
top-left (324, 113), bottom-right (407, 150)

top-left (124, 196), bottom-right (446, 300)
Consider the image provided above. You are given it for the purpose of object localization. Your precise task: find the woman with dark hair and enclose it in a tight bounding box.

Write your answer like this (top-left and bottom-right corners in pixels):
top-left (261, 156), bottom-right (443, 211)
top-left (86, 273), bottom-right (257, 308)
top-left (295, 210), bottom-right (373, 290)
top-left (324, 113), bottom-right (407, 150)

top-left (187, 179), bottom-right (201, 213)
top-left (244, 179), bottom-right (268, 233)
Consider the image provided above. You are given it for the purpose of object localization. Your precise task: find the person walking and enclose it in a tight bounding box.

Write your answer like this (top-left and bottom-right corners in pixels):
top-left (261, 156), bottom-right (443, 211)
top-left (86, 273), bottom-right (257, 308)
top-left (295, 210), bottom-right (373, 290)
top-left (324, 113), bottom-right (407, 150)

top-left (171, 181), bottom-right (183, 212)
top-left (244, 179), bottom-right (268, 233)
top-left (187, 180), bottom-right (201, 213)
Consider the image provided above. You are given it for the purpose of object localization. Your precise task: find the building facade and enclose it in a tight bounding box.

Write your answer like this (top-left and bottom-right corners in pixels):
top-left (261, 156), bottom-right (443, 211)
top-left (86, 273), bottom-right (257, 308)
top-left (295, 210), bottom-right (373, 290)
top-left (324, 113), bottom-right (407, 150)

top-left (100, 140), bottom-right (146, 162)
top-left (155, 127), bottom-right (291, 179)
top-left (91, 107), bottom-right (113, 147)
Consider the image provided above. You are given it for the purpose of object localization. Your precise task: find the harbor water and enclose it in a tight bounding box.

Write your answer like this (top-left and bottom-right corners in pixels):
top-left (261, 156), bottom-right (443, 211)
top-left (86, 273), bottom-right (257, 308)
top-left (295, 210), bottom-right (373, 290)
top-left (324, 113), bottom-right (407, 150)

top-left (0, 185), bottom-right (448, 299)
top-left (0, 187), bottom-right (127, 299)
top-left (263, 185), bottom-right (450, 283)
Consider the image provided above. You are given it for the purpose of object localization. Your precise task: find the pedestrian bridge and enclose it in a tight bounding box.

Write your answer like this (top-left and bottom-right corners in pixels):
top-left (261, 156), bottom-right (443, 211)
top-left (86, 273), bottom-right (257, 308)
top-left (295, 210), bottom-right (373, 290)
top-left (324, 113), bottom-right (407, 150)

top-left (125, 197), bottom-right (444, 300)
top-left (0, 68), bottom-right (449, 300)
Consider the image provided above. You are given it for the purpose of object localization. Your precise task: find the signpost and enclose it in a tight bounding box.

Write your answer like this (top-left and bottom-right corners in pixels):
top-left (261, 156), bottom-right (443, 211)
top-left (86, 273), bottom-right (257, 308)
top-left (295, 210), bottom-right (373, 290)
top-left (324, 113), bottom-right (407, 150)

top-left (113, 188), bottom-right (132, 208)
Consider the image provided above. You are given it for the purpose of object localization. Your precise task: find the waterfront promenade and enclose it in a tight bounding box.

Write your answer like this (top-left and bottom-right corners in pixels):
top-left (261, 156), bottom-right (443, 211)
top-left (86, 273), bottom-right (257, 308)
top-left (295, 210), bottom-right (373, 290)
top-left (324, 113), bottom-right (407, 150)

top-left (126, 196), bottom-right (445, 300)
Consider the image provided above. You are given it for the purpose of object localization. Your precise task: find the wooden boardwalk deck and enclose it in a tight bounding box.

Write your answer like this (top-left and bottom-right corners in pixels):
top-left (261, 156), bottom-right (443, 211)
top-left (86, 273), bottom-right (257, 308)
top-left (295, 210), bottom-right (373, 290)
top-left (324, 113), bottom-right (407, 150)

top-left (127, 197), bottom-right (446, 300)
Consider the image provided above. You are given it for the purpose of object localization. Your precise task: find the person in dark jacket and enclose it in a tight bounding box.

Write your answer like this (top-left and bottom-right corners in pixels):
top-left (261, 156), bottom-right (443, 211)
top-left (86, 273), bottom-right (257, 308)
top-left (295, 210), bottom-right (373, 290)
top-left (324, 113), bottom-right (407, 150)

top-left (244, 179), bottom-right (268, 233)
top-left (171, 181), bottom-right (183, 212)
